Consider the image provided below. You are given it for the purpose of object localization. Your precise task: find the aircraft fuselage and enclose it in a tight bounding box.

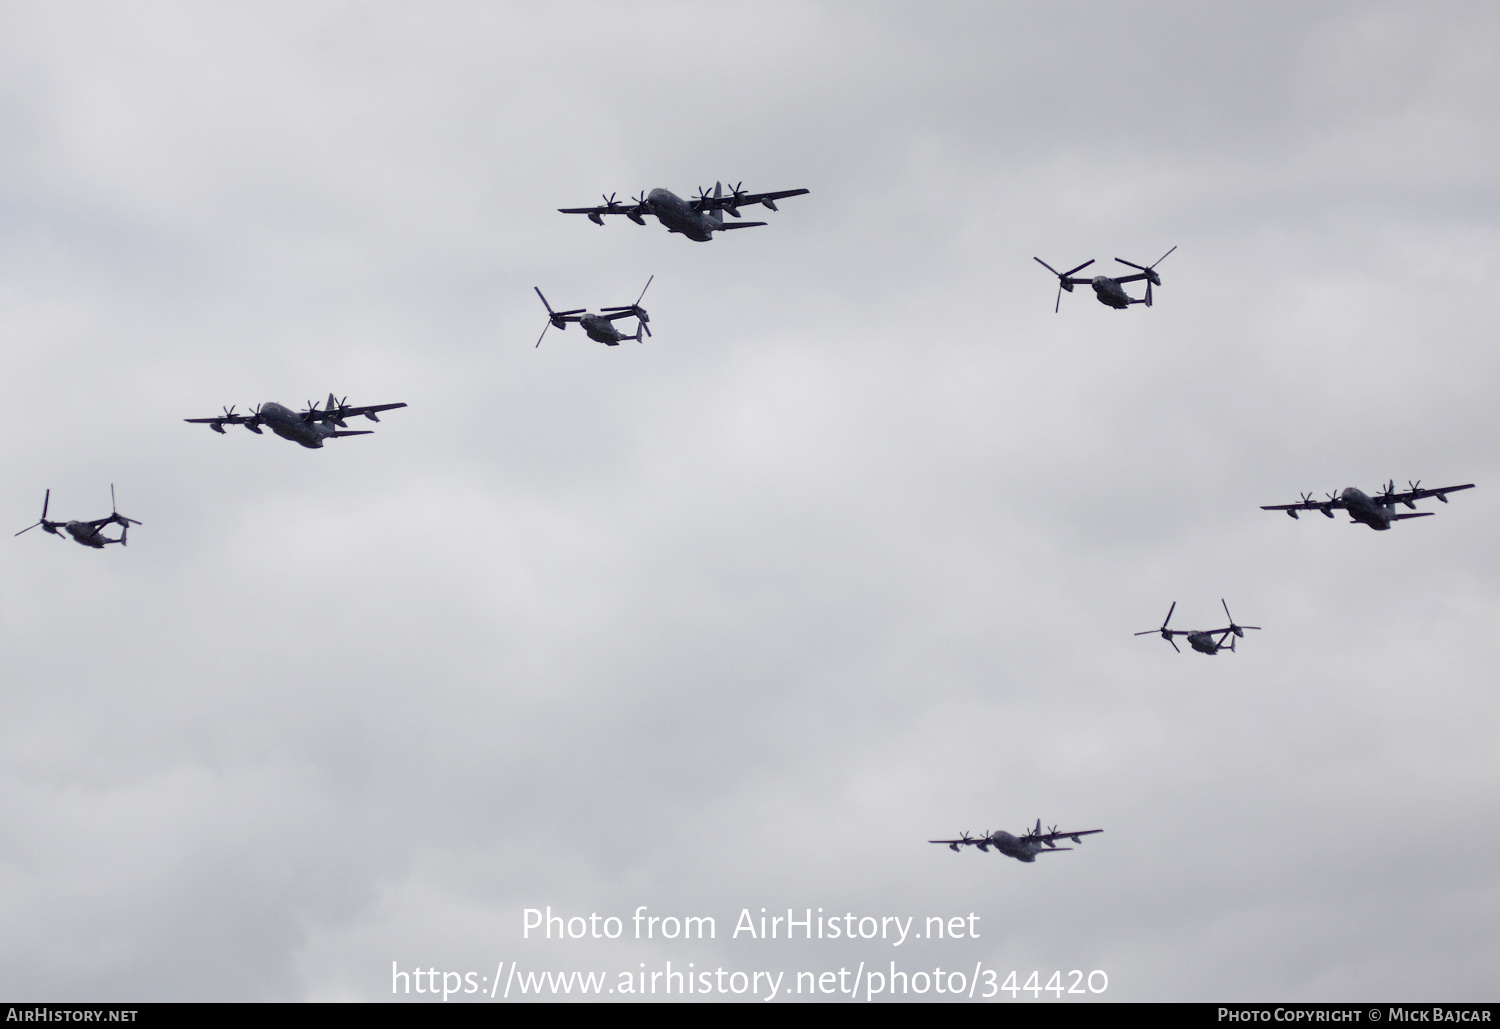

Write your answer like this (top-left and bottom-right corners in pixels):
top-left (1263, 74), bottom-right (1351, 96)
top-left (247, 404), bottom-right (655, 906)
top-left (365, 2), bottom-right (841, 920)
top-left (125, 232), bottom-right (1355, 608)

top-left (644, 189), bottom-right (722, 242)
top-left (981, 831), bottom-right (1069, 863)
top-left (579, 313), bottom-right (635, 345)
top-left (1185, 631), bottom-right (1227, 654)
top-left (1091, 276), bottom-right (1134, 309)
top-left (63, 521), bottom-right (112, 548)
top-left (1340, 487), bottom-right (1398, 530)
top-left (258, 402), bottom-right (338, 449)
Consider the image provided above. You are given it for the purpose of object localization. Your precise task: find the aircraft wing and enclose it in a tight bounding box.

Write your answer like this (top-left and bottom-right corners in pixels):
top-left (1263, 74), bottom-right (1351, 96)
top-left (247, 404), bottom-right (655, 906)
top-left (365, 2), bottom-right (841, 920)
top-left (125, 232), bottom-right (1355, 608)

top-left (697, 187), bottom-right (810, 213)
top-left (337, 402), bottom-right (408, 419)
top-left (1376, 483), bottom-right (1475, 507)
top-left (1260, 498), bottom-right (1345, 513)
top-left (557, 202), bottom-right (645, 220)
top-left (1027, 829), bottom-right (1102, 846)
top-left (185, 413), bottom-right (250, 432)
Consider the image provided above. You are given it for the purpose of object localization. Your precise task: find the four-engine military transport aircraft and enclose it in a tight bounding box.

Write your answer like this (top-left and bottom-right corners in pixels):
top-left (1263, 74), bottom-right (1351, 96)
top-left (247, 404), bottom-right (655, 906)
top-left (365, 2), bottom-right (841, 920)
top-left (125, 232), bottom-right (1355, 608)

top-left (930, 821), bottom-right (1103, 862)
top-left (186, 394), bottom-right (408, 449)
top-left (559, 182), bottom-right (810, 242)
top-left (1034, 246), bottom-right (1177, 312)
top-left (1136, 600), bottom-right (1260, 655)
top-left (534, 277), bottom-right (654, 347)
top-left (1261, 480), bottom-right (1475, 531)
top-left (15, 486), bottom-right (140, 548)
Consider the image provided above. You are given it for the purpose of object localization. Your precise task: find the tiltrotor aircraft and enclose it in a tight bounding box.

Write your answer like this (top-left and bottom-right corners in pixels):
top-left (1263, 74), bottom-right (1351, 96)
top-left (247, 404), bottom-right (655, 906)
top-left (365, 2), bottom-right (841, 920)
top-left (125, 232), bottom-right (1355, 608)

top-left (559, 182), bottom-right (809, 242)
top-left (930, 821), bottom-right (1103, 863)
top-left (1034, 246), bottom-right (1177, 312)
top-left (1261, 480), bottom-right (1474, 531)
top-left (534, 277), bottom-right (654, 348)
top-left (186, 394), bottom-right (407, 449)
top-left (1136, 600), bottom-right (1259, 655)
top-left (15, 485), bottom-right (140, 548)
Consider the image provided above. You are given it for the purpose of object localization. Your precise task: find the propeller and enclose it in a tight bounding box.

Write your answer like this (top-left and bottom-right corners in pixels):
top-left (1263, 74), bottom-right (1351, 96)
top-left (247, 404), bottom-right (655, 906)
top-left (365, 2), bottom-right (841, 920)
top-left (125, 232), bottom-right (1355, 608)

top-left (1220, 599), bottom-right (1260, 638)
top-left (1114, 245), bottom-right (1177, 286)
top-left (205, 404), bottom-right (238, 434)
top-left (692, 182), bottom-right (724, 212)
top-left (1044, 824), bottom-right (1060, 847)
top-left (15, 489), bottom-right (60, 537)
top-left (244, 403), bottom-right (265, 433)
top-left (1135, 602), bottom-right (1180, 652)
top-left (600, 192), bottom-right (623, 212)
top-left (627, 191), bottom-right (649, 225)
top-left (1402, 480), bottom-right (1422, 509)
top-left (110, 484), bottom-right (140, 545)
top-left (534, 287), bottom-right (586, 347)
top-left (1034, 257), bottom-right (1095, 313)
top-left (600, 275), bottom-right (655, 339)
top-left (724, 181), bottom-right (749, 217)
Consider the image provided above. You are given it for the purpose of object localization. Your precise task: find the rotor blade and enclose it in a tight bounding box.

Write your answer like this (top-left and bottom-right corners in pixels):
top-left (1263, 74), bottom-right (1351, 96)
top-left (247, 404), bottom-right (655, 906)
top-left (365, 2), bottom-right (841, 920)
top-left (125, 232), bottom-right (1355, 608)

top-left (1061, 259), bottom-right (1094, 277)
top-left (1163, 601), bottom-right (1176, 629)
top-left (535, 321), bottom-right (551, 348)
top-left (14, 522), bottom-right (39, 536)
top-left (634, 274), bottom-right (653, 307)
top-left (42, 489), bottom-right (49, 520)
top-left (1151, 245), bottom-right (1177, 268)
top-left (1114, 257), bottom-right (1148, 271)
top-left (1169, 638), bottom-right (1180, 653)
top-left (533, 286), bottom-right (554, 317)
top-left (1054, 282), bottom-right (1062, 313)
top-left (1033, 257), bottom-right (1062, 277)
top-left (1222, 599), bottom-right (1233, 624)
top-left (111, 483), bottom-right (118, 513)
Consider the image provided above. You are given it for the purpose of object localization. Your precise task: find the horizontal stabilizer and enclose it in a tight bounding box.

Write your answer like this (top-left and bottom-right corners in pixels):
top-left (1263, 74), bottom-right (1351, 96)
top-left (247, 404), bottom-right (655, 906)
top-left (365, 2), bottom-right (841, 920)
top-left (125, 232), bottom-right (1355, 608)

top-left (1034, 846), bottom-right (1073, 853)
top-left (717, 221), bottom-right (768, 231)
top-left (1390, 512), bottom-right (1435, 520)
top-left (328, 430), bottom-right (375, 438)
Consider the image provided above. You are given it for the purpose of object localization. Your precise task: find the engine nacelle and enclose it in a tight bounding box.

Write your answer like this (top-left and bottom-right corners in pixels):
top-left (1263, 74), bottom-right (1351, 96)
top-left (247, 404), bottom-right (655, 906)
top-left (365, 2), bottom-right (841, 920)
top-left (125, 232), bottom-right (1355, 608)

top-left (762, 197), bottom-right (778, 211)
top-left (588, 212), bottom-right (603, 226)
top-left (210, 422), bottom-right (226, 434)
top-left (365, 411), bottom-right (380, 422)
top-left (627, 212), bottom-right (645, 225)
top-left (1320, 506), bottom-right (1335, 518)
top-left (1286, 509), bottom-right (1298, 519)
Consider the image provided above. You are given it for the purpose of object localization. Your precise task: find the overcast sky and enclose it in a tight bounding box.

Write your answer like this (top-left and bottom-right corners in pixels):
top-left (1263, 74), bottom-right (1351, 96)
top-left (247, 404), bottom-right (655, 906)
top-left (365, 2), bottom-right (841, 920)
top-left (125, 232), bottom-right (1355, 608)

top-left (1, 1), bottom-right (1497, 1003)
